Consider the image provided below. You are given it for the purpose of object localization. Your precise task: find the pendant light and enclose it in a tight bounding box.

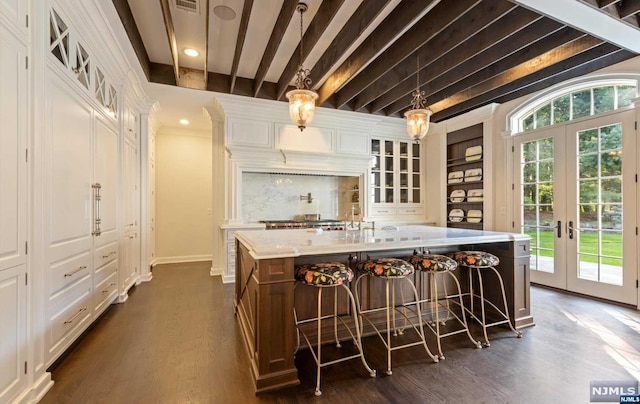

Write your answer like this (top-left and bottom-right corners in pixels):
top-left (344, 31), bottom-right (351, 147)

top-left (404, 56), bottom-right (432, 141)
top-left (286, 2), bottom-right (318, 131)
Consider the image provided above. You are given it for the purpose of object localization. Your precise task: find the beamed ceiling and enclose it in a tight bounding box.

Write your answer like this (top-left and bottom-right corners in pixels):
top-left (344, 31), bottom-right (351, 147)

top-left (114, 0), bottom-right (639, 123)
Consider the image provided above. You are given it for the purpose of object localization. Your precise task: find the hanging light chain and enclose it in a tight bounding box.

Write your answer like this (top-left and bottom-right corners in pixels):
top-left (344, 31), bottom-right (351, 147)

top-left (410, 55), bottom-right (426, 110)
top-left (294, 3), bottom-right (312, 90)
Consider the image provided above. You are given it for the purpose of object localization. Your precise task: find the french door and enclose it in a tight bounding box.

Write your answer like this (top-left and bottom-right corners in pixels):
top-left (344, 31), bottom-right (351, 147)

top-left (515, 111), bottom-right (637, 305)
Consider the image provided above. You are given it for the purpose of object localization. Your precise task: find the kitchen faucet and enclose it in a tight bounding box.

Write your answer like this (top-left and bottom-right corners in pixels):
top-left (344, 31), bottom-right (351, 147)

top-left (300, 192), bottom-right (313, 203)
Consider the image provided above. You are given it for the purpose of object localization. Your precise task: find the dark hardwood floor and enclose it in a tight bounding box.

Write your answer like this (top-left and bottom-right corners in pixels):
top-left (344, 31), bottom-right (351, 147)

top-left (40, 262), bottom-right (640, 403)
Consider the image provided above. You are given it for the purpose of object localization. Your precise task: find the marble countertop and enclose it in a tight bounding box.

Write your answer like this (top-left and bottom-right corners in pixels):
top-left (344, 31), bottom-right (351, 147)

top-left (235, 225), bottom-right (529, 259)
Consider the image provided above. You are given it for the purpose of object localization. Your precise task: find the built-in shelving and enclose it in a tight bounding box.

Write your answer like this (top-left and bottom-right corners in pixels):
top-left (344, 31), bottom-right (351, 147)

top-left (446, 123), bottom-right (484, 230)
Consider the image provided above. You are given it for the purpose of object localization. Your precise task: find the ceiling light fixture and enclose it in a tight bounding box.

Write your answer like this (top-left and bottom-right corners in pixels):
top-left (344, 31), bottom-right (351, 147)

top-left (286, 2), bottom-right (318, 132)
top-left (183, 48), bottom-right (199, 57)
top-left (404, 56), bottom-right (432, 141)
top-left (179, 119), bottom-right (190, 125)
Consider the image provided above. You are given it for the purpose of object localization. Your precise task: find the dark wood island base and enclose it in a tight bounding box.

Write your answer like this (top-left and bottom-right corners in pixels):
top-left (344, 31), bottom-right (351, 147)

top-left (234, 227), bottom-right (533, 393)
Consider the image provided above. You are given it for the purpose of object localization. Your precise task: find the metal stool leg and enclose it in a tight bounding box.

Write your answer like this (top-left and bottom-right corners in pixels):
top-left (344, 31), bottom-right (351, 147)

top-left (315, 288), bottom-right (323, 396)
top-left (489, 266), bottom-right (523, 338)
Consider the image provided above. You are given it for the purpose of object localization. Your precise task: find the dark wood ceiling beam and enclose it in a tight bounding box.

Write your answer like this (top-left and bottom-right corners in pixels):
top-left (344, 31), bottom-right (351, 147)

top-left (253, 0), bottom-right (298, 97)
top-left (433, 46), bottom-right (632, 122)
top-left (333, 0), bottom-right (487, 109)
top-left (384, 25), bottom-right (582, 116)
top-left (353, 1), bottom-right (524, 112)
top-left (275, 0), bottom-right (346, 101)
top-left (308, 0), bottom-right (392, 87)
top-left (111, 0), bottom-right (152, 81)
top-left (229, 0), bottom-right (254, 94)
top-left (619, 0), bottom-right (640, 18)
top-left (204, 0), bottom-right (210, 88)
top-left (159, 0), bottom-right (180, 85)
top-left (415, 36), bottom-right (605, 117)
top-left (314, 0), bottom-right (438, 106)
top-left (368, 14), bottom-right (556, 114)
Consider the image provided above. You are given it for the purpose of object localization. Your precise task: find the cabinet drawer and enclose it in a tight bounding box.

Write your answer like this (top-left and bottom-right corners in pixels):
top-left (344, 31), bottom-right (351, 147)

top-left (47, 276), bottom-right (92, 359)
top-left (94, 271), bottom-right (117, 314)
top-left (227, 241), bottom-right (236, 255)
top-left (399, 207), bottom-right (424, 216)
top-left (371, 207), bottom-right (397, 216)
top-left (94, 241), bottom-right (118, 269)
top-left (50, 252), bottom-right (91, 296)
top-left (94, 258), bottom-right (117, 286)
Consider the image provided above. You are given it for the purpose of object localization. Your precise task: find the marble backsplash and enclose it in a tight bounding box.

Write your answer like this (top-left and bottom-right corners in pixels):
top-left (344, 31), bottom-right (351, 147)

top-left (242, 172), bottom-right (359, 222)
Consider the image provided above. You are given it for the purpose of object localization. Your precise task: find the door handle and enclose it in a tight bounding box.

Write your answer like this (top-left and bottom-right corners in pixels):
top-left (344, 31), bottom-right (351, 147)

top-left (567, 220), bottom-right (575, 240)
top-left (556, 220), bottom-right (562, 238)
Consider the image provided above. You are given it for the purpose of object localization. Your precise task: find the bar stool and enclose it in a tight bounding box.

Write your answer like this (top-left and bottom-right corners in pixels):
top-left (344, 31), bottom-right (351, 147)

top-left (354, 257), bottom-right (439, 376)
top-left (407, 253), bottom-right (482, 359)
top-left (294, 262), bottom-right (376, 396)
top-left (450, 251), bottom-right (522, 346)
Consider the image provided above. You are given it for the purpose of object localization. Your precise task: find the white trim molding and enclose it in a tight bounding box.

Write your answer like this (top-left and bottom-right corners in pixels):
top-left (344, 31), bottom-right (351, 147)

top-left (153, 255), bottom-right (213, 265)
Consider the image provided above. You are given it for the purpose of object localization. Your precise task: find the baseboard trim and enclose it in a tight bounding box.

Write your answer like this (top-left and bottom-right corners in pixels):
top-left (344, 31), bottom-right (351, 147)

top-left (139, 273), bottom-right (153, 282)
top-left (154, 255), bottom-right (213, 265)
top-left (32, 372), bottom-right (54, 403)
top-left (210, 266), bottom-right (223, 277)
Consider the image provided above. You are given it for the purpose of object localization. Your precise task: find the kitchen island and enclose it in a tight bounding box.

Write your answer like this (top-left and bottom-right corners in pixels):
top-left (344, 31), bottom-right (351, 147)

top-left (234, 225), bottom-right (532, 393)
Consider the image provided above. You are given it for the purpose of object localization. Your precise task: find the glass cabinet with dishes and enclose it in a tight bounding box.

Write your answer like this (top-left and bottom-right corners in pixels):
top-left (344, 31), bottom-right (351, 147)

top-left (446, 124), bottom-right (484, 229)
top-left (370, 138), bottom-right (423, 217)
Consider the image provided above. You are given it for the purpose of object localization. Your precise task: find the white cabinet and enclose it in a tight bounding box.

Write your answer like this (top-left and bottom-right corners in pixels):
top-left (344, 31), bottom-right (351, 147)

top-left (369, 138), bottom-right (423, 219)
top-left (0, 29), bottom-right (28, 404)
top-left (0, 266), bottom-right (27, 404)
top-left (121, 132), bottom-right (139, 295)
top-left (43, 74), bottom-right (120, 366)
top-left (0, 0), bottom-right (28, 39)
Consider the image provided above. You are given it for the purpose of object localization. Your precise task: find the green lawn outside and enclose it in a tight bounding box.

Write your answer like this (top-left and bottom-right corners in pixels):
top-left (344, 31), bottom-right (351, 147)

top-left (524, 229), bottom-right (622, 265)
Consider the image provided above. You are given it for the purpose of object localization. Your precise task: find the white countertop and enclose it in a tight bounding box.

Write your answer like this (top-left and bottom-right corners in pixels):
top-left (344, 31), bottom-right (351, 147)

top-left (235, 225), bottom-right (529, 260)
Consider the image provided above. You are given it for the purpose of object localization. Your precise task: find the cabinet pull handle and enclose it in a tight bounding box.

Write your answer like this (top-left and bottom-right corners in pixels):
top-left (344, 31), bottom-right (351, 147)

top-left (92, 183), bottom-right (102, 236)
top-left (64, 266), bottom-right (86, 277)
top-left (128, 235), bottom-right (135, 239)
top-left (64, 307), bottom-right (87, 324)
top-left (102, 254), bottom-right (110, 258)
top-left (101, 283), bottom-right (117, 293)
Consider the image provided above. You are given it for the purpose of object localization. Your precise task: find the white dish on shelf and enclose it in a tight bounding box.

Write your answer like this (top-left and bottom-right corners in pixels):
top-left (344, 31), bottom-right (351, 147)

top-left (464, 168), bottom-right (482, 182)
top-left (449, 209), bottom-right (464, 222)
top-left (467, 210), bottom-right (483, 223)
top-left (465, 145), bottom-right (482, 161)
top-left (448, 171), bottom-right (464, 184)
top-left (467, 189), bottom-right (484, 202)
top-left (449, 189), bottom-right (465, 203)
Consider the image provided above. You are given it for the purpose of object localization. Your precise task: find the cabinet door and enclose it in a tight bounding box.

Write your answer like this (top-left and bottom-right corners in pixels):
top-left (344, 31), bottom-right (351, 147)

top-left (121, 233), bottom-right (138, 292)
top-left (0, 0), bottom-right (28, 38)
top-left (46, 77), bottom-right (93, 267)
top-left (371, 139), bottom-right (395, 204)
top-left (0, 30), bottom-right (27, 272)
top-left (0, 265), bottom-right (27, 403)
top-left (123, 138), bottom-right (138, 232)
top-left (94, 118), bottom-right (119, 246)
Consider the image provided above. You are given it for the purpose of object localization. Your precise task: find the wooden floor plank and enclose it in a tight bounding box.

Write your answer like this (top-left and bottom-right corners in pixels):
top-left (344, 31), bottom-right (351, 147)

top-left (41, 262), bottom-right (640, 403)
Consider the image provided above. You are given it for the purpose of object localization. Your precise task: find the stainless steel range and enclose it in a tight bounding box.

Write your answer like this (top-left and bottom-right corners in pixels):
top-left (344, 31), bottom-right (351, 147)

top-left (260, 219), bottom-right (346, 231)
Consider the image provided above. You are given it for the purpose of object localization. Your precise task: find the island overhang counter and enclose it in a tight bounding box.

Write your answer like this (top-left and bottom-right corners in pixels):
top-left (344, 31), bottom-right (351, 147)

top-left (234, 226), bottom-right (533, 393)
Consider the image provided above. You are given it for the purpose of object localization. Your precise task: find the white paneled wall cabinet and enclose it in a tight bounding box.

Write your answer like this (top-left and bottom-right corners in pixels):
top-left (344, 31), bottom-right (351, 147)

top-left (0, 16), bottom-right (28, 403)
top-left (0, 2), bottom-right (147, 401)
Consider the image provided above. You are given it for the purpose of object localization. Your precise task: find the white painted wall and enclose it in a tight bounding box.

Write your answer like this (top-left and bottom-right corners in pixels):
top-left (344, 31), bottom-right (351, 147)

top-left (155, 128), bottom-right (213, 263)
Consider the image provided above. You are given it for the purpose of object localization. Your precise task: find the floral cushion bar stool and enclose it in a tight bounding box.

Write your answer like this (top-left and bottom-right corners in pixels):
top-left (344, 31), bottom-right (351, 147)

top-left (294, 262), bottom-right (376, 396)
top-left (354, 257), bottom-right (439, 376)
top-left (449, 251), bottom-right (523, 346)
top-left (406, 253), bottom-right (482, 360)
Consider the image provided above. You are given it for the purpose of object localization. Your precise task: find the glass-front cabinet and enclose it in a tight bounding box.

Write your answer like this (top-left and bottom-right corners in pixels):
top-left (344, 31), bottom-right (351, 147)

top-left (370, 138), bottom-right (423, 217)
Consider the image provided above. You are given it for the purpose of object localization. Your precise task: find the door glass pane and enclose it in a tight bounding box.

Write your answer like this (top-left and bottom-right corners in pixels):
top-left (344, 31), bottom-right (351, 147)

top-left (520, 137), bottom-right (555, 273)
top-left (576, 123), bottom-right (623, 285)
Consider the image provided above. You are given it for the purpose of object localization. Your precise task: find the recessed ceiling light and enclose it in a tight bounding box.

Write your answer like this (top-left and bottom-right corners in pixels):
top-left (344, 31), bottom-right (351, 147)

top-left (213, 5), bottom-right (236, 21)
top-left (183, 48), bottom-right (199, 57)
top-left (179, 119), bottom-right (190, 125)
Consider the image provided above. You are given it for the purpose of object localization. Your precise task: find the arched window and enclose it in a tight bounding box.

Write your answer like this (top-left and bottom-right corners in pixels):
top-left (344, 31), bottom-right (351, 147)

top-left (508, 77), bottom-right (638, 135)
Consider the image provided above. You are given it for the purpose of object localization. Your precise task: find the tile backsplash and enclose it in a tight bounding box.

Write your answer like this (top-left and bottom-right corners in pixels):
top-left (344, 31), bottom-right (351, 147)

top-left (242, 172), bottom-right (359, 222)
